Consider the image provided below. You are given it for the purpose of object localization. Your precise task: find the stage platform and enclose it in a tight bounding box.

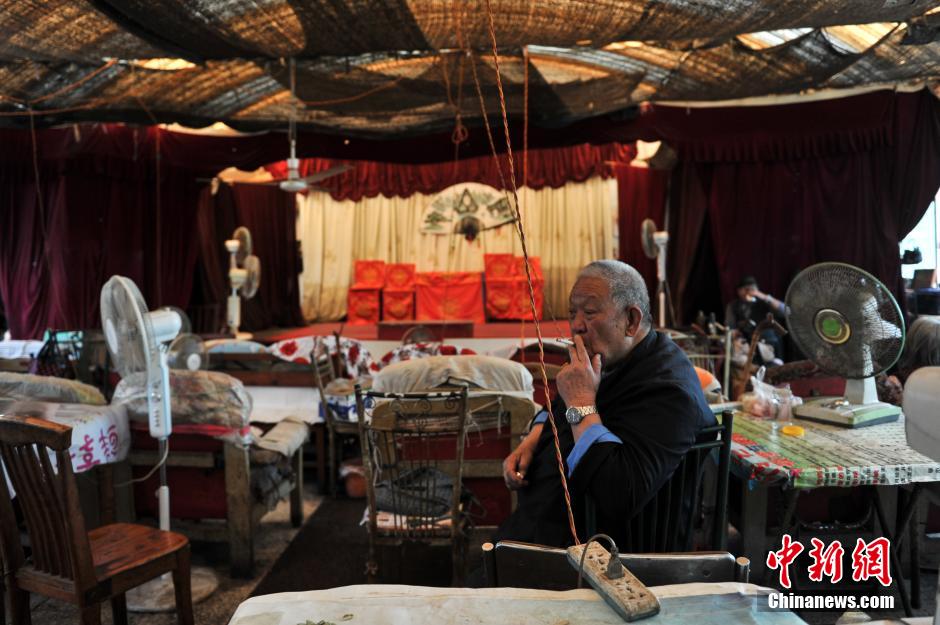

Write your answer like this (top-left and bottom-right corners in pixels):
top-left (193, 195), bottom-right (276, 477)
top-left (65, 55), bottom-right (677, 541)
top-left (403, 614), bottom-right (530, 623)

top-left (252, 320), bottom-right (569, 342)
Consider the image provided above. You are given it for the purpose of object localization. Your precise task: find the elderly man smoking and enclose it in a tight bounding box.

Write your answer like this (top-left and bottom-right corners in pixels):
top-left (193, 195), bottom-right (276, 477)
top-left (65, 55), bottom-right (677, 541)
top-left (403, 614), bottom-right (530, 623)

top-left (495, 260), bottom-right (715, 548)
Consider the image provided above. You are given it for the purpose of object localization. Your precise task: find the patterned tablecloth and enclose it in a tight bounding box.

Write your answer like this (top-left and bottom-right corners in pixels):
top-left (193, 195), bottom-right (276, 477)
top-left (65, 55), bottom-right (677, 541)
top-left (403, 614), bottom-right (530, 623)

top-left (728, 413), bottom-right (940, 489)
top-left (268, 335), bottom-right (378, 376)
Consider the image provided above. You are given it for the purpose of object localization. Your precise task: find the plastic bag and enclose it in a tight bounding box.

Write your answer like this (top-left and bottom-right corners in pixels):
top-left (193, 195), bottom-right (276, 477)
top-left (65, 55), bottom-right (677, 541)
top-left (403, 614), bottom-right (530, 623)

top-left (741, 376), bottom-right (777, 418)
top-left (741, 368), bottom-right (802, 419)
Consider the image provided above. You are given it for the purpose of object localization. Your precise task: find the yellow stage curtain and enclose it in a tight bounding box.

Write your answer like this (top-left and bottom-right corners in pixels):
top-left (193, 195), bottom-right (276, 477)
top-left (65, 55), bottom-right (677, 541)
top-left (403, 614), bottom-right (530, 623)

top-left (296, 176), bottom-right (617, 321)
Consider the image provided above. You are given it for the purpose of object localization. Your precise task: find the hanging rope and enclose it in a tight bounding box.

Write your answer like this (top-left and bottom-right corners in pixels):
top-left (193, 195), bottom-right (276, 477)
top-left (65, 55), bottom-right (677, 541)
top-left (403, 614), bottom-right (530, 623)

top-left (522, 45), bottom-right (529, 209)
top-left (300, 76), bottom-right (406, 107)
top-left (439, 50), bottom-right (469, 172)
top-left (154, 128), bottom-right (163, 304)
top-left (27, 108), bottom-right (50, 272)
top-left (476, 0), bottom-right (580, 545)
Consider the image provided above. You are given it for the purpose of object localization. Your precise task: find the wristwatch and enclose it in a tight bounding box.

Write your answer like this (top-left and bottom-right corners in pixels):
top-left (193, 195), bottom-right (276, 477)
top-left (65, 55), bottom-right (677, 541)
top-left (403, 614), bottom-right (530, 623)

top-left (565, 405), bottom-right (598, 425)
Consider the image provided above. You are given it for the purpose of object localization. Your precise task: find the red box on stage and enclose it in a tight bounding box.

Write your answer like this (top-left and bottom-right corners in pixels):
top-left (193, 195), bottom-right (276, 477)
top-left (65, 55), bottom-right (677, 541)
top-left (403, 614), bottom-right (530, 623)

top-left (485, 278), bottom-right (517, 320)
top-left (415, 272), bottom-right (485, 323)
top-left (484, 254), bottom-right (516, 280)
top-left (486, 278), bottom-right (543, 320)
top-left (484, 256), bottom-right (544, 321)
top-left (510, 279), bottom-right (543, 320)
top-left (352, 259), bottom-right (385, 289)
top-left (514, 256), bottom-right (544, 282)
top-left (348, 287), bottom-right (381, 324)
top-left (385, 263), bottom-right (416, 289)
top-left (382, 289), bottom-right (414, 321)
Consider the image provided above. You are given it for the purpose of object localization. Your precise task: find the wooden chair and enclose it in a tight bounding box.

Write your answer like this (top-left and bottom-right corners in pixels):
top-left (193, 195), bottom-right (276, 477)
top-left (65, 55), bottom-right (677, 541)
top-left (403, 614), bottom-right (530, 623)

top-left (514, 343), bottom-right (567, 406)
top-left (311, 337), bottom-right (360, 497)
top-left (585, 410), bottom-right (734, 553)
top-left (0, 414), bottom-right (193, 625)
top-left (354, 385), bottom-right (470, 585)
top-left (482, 540), bottom-right (750, 590)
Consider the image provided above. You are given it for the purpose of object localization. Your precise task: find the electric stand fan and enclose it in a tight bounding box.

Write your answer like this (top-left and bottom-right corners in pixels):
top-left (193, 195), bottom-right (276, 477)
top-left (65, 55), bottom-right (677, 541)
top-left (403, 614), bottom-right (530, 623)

top-left (163, 307), bottom-right (209, 371)
top-left (785, 262), bottom-right (905, 427)
top-left (100, 276), bottom-right (218, 611)
top-left (226, 226), bottom-right (261, 338)
top-left (641, 218), bottom-right (671, 328)
top-left (167, 332), bottom-right (209, 371)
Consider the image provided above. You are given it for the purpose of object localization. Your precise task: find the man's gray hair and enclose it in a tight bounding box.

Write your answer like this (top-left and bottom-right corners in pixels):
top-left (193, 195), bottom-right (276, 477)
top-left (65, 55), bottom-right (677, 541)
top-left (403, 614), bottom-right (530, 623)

top-left (577, 260), bottom-right (651, 326)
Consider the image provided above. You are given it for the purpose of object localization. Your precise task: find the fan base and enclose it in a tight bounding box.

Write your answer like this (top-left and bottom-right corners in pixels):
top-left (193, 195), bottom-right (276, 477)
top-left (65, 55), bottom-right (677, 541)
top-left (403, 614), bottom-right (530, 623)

top-left (793, 398), bottom-right (901, 428)
top-left (126, 566), bottom-right (218, 612)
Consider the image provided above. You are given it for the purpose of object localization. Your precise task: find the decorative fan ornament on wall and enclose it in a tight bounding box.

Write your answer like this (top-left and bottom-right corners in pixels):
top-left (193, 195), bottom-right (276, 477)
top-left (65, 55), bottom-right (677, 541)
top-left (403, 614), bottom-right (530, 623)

top-left (422, 183), bottom-right (518, 242)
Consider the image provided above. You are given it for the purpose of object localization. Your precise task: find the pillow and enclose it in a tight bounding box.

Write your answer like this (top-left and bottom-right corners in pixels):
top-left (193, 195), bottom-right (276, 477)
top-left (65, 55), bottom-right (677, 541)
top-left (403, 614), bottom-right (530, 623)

top-left (112, 369), bottom-right (251, 431)
top-left (374, 355), bottom-right (533, 398)
top-left (0, 371), bottom-right (106, 405)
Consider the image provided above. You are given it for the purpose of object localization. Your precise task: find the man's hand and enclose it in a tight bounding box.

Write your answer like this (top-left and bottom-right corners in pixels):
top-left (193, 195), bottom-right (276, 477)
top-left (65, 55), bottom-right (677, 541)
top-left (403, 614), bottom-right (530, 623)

top-left (503, 443), bottom-right (534, 490)
top-left (556, 334), bottom-right (601, 408)
top-left (503, 422), bottom-right (543, 490)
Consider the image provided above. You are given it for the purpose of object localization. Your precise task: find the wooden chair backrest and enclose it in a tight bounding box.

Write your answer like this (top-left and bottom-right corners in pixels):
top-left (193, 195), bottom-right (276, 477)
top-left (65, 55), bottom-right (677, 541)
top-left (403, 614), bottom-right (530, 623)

top-left (483, 540), bottom-right (749, 589)
top-left (354, 386), bottom-right (469, 540)
top-left (311, 338), bottom-right (342, 426)
top-left (0, 415), bottom-right (96, 594)
top-left (512, 342), bottom-right (569, 366)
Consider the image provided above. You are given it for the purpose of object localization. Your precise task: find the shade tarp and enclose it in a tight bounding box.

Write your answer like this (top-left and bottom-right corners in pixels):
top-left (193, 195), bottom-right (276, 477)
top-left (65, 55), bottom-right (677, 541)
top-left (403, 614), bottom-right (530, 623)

top-left (1, 1), bottom-right (939, 136)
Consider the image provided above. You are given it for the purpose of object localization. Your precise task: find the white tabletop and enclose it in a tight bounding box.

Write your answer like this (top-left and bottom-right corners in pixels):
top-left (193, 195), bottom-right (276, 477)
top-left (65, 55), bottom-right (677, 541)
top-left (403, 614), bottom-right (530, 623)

top-left (229, 583), bottom-right (807, 625)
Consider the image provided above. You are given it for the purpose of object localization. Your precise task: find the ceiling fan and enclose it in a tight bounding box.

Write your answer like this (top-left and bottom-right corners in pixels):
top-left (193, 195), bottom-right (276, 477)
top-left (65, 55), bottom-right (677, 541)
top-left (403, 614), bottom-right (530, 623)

top-left (202, 58), bottom-right (352, 192)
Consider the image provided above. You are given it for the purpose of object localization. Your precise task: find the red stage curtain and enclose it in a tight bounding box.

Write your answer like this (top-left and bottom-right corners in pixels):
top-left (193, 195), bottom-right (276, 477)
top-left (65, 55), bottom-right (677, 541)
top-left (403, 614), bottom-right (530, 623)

top-left (635, 91), bottom-right (898, 163)
top-left (614, 164), bottom-right (669, 297)
top-left (667, 90), bottom-right (940, 323)
top-left (267, 143), bottom-right (635, 202)
top-left (0, 130), bottom-right (201, 339)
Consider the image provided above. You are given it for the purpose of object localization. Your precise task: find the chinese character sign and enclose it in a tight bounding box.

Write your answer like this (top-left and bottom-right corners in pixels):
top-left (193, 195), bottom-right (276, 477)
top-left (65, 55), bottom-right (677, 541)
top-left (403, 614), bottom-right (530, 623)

top-left (767, 535), bottom-right (892, 589)
top-left (767, 534), bottom-right (804, 588)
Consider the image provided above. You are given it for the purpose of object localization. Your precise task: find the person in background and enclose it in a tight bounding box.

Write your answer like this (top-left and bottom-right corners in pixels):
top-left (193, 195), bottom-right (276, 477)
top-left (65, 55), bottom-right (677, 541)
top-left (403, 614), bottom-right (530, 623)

top-left (880, 317), bottom-right (940, 406)
top-left (725, 275), bottom-right (787, 365)
top-left (896, 317), bottom-right (940, 383)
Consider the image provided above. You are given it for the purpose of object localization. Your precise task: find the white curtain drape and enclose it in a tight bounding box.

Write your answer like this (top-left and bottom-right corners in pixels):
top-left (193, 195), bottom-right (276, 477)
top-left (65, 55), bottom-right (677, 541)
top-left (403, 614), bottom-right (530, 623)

top-left (296, 176), bottom-right (618, 321)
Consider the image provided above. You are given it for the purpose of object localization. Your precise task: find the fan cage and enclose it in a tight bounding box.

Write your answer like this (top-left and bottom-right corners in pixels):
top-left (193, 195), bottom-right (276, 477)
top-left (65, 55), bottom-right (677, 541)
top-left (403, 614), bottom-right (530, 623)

top-left (783, 262), bottom-right (904, 380)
